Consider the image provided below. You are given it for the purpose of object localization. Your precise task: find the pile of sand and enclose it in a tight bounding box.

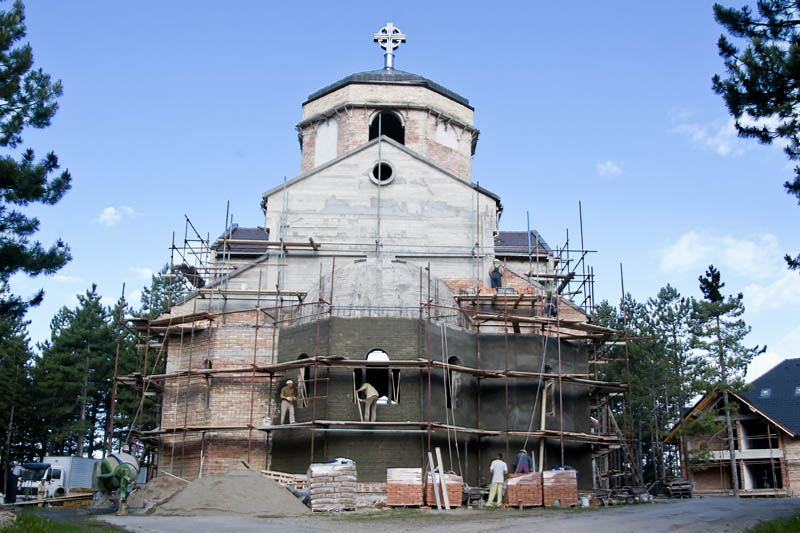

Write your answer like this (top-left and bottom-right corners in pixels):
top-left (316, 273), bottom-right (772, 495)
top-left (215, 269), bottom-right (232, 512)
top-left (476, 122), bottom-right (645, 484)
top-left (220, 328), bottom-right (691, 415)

top-left (153, 470), bottom-right (310, 517)
top-left (128, 475), bottom-right (188, 511)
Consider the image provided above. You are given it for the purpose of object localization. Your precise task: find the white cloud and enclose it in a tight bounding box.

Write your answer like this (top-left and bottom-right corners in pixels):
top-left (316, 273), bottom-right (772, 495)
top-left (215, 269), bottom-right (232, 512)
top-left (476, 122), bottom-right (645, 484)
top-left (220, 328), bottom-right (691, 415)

top-left (130, 267), bottom-right (153, 280)
top-left (658, 230), bottom-right (711, 273)
top-left (746, 325), bottom-right (800, 381)
top-left (673, 117), bottom-right (740, 156)
top-left (53, 274), bottom-right (84, 284)
top-left (744, 270), bottom-right (800, 312)
top-left (719, 234), bottom-right (778, 280)
top-left (596, 160), bottom-right (623, 177)
top-left (659, 230), bottom-right (800, 314)
top-left (95, 206), bottom-right (141, 227)
top-left (659, 231), bottom-right (784, 279)
top-left (671, 111), bottom-right (786, 157)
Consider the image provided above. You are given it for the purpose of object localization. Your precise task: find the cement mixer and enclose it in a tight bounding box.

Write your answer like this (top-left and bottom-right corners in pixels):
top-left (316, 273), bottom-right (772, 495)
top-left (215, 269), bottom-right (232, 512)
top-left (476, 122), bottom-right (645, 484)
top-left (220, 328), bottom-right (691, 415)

top-left (89, 446), bottom-right (139, 515)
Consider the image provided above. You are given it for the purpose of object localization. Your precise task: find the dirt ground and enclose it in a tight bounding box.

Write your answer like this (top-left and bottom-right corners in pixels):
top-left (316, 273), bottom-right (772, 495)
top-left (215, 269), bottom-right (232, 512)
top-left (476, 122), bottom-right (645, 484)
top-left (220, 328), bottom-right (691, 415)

top-left (97, 496), bottom-right (800, 532)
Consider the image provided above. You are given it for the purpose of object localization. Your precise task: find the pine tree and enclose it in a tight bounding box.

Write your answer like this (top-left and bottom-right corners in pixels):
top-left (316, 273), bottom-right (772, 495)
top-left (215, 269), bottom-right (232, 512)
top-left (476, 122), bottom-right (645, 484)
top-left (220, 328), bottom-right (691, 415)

top-left (691, 265), bottom-right (765, 497)
top-left (713, 1), bottom-right (800, 269)
top-left (648, 285), bottom-right (698, 482)
top-left (140, 264), bottom-right (185, 320)
top-left (0, 309), bottom-right (33, 486)
top-left (35, 285), bottom-right (115, 456)
top-left (0, 0), bottom-right (71, 318)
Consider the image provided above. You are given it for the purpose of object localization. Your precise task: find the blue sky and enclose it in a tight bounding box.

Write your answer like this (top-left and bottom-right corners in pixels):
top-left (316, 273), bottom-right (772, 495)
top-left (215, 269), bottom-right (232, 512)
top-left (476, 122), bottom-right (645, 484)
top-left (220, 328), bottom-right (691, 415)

top-left (10, 1), bottom-right (798, 380)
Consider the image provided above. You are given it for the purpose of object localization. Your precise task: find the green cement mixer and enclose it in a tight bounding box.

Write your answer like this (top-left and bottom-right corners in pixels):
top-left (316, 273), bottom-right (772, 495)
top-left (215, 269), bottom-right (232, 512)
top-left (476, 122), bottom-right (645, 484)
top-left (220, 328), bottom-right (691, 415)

top-left (89, 447), bottom-right (139, 515)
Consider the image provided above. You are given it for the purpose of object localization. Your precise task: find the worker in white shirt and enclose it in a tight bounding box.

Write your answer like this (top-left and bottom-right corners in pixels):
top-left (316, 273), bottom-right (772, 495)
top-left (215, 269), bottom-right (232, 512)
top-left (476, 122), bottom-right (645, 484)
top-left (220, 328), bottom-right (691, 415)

top-left (487, 453), bottom-right (508, 508)
top-left (357, 382), bottom-right (380, 421)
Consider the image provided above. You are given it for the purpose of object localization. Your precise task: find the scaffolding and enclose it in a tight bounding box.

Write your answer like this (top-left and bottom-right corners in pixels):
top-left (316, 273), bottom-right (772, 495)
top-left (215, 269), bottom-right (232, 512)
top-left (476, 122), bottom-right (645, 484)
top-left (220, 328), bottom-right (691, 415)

top-left (111, 203), bottom-right (639, 489)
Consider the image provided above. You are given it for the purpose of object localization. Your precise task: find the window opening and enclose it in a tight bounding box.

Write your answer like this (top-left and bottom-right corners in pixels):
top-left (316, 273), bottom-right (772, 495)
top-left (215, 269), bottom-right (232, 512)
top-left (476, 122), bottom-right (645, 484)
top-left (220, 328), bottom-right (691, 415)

top-left (371, 162), bottom-right (393, 182)
top-left (364, 349), bottom-right (398, 404)
top-left (297, 354), bottom-right (309, 408)
top-left (545, 381), bottom-right (556, 416)
top-left (369, 111), bottom-right (404, 145)
top-left (795, 386), bottom-right (800, 396)
top-left (203, 359), bottom-right (213, 409)
top-left (760, 388), bottom-right (771, 398)
top-left (446, 356), bottom-right (462, 409)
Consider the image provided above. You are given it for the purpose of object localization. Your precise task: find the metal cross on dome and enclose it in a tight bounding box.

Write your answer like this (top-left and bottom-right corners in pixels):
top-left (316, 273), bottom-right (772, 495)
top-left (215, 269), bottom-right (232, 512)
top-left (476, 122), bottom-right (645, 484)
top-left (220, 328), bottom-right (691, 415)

top-left (373, 23), bottom-right (406, 70)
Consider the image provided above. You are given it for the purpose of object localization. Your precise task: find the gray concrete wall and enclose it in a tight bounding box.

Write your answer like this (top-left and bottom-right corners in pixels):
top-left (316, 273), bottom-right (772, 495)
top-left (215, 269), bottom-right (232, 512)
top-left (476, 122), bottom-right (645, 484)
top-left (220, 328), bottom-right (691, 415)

top-left (271, 316), bottom-right (593, 487)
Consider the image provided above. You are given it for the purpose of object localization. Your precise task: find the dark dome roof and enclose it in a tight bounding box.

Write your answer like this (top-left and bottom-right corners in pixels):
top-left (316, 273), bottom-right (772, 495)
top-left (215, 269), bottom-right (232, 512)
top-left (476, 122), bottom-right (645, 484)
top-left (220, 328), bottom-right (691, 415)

top-left (304, 69), bottom-right (471, 108)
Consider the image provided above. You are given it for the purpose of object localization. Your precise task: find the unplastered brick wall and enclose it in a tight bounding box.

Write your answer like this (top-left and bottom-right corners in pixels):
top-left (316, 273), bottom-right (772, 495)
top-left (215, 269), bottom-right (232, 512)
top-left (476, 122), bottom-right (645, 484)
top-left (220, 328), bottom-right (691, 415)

top-left (159, 431), bottom-right (266, 479)
top-left (158, 315), bottom-right (280, 478)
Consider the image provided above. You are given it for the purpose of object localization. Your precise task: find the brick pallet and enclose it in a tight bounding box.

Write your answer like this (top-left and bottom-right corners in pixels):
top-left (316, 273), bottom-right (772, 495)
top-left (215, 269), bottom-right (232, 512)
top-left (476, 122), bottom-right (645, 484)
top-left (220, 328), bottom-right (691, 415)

top-left (386, 468), bottom-right (423, 507)
top-left (307, 460), bottom-right (358, 512)
top-left (542, 469), bottom-right (578, 507)
top-left (505, 472), bottom-right (542, 507)
top-left (424, 472), bottom-right (462, 508)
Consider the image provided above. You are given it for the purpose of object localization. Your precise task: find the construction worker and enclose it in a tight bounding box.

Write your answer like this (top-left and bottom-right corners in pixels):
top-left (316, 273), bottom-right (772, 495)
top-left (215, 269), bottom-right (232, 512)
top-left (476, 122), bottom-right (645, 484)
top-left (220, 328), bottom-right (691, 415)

top-left (489, 259), bottom-right (504, 289)
top-left (357, 381), bottom-right (380, 422)
top-left (512, 449), bottom-right (533, 473)
top-left (4, 461), bottom-right (23, 503)
top-left (487, 453), bottom-right (507, 508)
top-left (544, 291), bottom-right (558, 317)
top-left (280, 379), bottom-right (296, 424)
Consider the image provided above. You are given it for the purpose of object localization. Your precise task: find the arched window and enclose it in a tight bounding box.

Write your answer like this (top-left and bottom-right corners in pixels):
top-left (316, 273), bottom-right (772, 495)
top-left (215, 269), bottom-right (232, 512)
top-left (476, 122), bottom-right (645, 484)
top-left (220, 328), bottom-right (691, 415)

top-left (369, 111), bottom-right (405, 145)
top-left (355, 349), bottom-right (400, 405)
top-left (446, 356), bottom-right (462, 409)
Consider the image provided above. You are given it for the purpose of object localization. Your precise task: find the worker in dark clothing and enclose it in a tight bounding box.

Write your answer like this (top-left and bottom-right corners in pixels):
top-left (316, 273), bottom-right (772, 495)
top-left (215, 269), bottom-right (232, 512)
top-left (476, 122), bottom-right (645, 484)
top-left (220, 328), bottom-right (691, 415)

top-left (544, 291), bottom-right (558, 317)
top-left (489, 259), bottom-right (504, 289)
top-left (4, 461), bottom-right (22, 503)
top-left (512, 449), bottom-right (533, 473)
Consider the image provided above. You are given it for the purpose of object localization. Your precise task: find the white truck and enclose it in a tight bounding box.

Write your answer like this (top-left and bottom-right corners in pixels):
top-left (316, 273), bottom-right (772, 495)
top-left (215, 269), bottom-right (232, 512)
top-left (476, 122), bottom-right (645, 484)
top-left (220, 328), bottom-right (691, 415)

top-left (19, 456), bottom-right (100, 500)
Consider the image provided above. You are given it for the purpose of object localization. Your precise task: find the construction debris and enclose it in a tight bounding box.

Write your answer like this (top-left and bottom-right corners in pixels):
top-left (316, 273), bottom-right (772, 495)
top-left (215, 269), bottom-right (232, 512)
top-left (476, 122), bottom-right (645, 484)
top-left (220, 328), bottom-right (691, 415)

top-left (0, 510), bottom-right (16, 527)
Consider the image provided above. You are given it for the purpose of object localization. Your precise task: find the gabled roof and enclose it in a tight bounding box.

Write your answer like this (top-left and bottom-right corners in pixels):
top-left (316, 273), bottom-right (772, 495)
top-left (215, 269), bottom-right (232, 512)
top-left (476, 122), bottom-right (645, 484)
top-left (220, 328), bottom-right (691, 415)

top-left (495, 230), bottom-right (552, 256)
top-left (261, 135), bottom-right (501, 210)
top-left (739, 358), bottom-right (800, 436)
top-left (304, 69), bottom-right (472, 109)
top-left (666, 358), bottom-right (800, 441)
top-left (211, 224), bottom-right (270, 255)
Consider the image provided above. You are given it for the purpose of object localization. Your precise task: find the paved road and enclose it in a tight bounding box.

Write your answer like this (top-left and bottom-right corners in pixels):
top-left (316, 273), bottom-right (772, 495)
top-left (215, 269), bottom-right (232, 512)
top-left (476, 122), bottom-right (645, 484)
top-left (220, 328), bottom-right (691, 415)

top-left (100, 497), bottom-right (800, 533)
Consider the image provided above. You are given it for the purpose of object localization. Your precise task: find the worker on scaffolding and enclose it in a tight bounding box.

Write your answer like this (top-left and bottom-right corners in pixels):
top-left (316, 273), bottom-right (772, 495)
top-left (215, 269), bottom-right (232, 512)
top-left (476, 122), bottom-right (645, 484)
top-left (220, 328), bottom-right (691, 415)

top-left (280, 379), bottom-right (296, 424)
top-left (512, 449), bottom-right (533, 473)
top-left (356, 381), bottom-right (380, 422)
top-left (487, 453), bottom-right (507, 508)
top-left (544, 291), bottom-right (558, 317)
top-left (489, 259), bottom-right (504, 289)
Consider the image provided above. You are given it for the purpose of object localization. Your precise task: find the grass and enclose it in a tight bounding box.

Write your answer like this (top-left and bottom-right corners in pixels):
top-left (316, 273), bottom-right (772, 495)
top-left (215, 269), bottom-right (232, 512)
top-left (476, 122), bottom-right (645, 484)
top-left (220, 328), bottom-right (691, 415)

top-left (747, 513), bottom-right (800, 533)
top-left (2, 513), bottom-right (127, 533)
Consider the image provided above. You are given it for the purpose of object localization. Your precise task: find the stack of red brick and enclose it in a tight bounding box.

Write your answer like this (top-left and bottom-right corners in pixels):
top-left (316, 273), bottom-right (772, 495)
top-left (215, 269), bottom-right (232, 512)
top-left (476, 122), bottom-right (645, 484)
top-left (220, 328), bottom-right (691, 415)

top-left (542, 469), bottom-right (578, 507)
top-left (424, 472), bottom-right (462, 508)
top-left (386, 468), bottom-right (423, 506)
top-left (504, 472), bottom-right (543, 507)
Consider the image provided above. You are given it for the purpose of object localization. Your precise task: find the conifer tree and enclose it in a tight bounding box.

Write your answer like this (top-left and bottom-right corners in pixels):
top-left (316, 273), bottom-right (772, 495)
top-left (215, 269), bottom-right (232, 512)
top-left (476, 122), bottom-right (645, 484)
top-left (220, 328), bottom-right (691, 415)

top-left (35, 285), bottom-right (115, 456)
top-left (691, 265), bottom-right (765, 497)
top-left (648, 285), bottom-right (698, 482)
top-left (713, 1), bottom-right (800, 269)
top-left (0, 309), bottom-right (33, 484)
top-left (0, 0), bottom-right (71, 318)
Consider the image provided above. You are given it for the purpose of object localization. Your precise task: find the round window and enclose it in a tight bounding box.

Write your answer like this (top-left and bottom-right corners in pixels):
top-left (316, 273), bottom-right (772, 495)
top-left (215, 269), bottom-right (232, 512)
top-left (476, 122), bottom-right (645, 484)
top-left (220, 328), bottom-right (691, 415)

top-left (369, 161), bottom-right (394, 185)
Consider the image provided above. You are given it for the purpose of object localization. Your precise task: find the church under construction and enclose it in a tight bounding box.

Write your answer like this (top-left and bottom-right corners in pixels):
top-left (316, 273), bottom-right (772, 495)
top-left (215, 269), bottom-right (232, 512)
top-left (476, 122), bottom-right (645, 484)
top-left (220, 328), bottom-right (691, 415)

top-left (119, 24), bottom-right (634, 492)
